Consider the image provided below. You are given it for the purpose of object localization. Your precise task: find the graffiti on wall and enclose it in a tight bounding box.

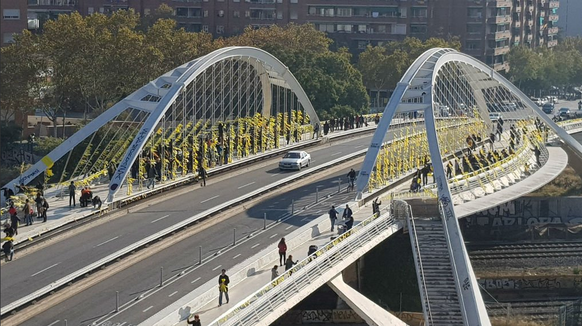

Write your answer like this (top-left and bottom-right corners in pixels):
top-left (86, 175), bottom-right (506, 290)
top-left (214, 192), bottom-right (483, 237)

top-left (467, 198), bottom-right (582, 231)
top-left (300, 310), bottom-right (364, 323)
top-left (479, 277), bottom-right (582, 290)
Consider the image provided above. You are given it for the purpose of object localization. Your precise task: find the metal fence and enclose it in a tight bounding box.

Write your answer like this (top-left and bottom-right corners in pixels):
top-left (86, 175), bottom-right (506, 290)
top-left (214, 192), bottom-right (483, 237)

top-left (207, 205), bottom-right (397, 326)
top-left (557, 299), bottom-right (582, 326)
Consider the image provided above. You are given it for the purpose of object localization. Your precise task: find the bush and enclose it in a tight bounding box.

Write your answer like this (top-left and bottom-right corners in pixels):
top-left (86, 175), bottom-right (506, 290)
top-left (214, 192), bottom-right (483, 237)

top-left (34, 137), bottom-right (64, 156)
top-left (0, 165), bottom-right (27, 187)
top-left (529, 166), bottom-right (582, 197)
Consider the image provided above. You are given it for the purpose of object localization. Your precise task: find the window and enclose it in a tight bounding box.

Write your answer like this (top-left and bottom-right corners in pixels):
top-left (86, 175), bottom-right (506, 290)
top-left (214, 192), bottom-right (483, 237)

top-left (467, 24), bottom-right (482, 34)
top-left (88, 7), bottom-right (94, 14)
top-left (217, 10), bottom-right (224, 17)
top-left (3, 33), bottom-right (15, 44)
top-left (290, 10), bottom-right (297, 19)
top-left (233, 11), bottom-right (240, 17)
top-left (336, 24), bottom-right (352, 33)
top-left (468, 8), bottom-right (482, 19)
top-left (465, 41), bottom-right (481, 50)
top-left (411, 7), bottom-right (427, 18)
top-left (3, 9), bottom-right (20, 20)
top-left (202, 25), bottom-right (208, 32)
top-left (216, 25), bottom-right (224, 34)
top-left (410, 24), bottom-right (427, 34)
top-left (336, 8), bottom-right (352, 17)
top-left (317, 24), bottom-right (334, 33)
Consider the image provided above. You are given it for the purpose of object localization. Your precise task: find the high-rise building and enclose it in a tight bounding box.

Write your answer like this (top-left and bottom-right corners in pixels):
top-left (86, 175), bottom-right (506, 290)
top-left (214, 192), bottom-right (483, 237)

top-left (2, 0), bottom-right (560, 72)
top-left (557, 0), bottom-right (582, 37)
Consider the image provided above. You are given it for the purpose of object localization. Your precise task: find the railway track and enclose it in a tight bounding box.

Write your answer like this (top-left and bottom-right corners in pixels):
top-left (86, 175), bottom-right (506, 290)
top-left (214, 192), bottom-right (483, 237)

top-left (467, 241), bottom-right (582, 261)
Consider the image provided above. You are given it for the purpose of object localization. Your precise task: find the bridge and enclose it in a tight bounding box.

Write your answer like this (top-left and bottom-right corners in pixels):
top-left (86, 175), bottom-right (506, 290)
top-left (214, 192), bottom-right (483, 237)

top-left (1, 47), bottom-right (582, 326)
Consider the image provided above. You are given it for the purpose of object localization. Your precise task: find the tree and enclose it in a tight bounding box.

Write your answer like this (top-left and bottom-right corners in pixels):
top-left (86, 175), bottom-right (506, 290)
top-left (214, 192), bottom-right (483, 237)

top-left (357, 46), bottom-right (409, 106)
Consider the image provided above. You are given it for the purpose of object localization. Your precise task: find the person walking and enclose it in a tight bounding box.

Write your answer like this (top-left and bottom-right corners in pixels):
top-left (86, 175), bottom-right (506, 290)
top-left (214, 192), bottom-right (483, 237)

top-left (271, 265), bottom-right (279, 280)
top-left (531, 146), bottom-right (541, 166)
top-left (41, 197), bottom-right (49, 222)
top-left (218, 269), bottom-right (229, 306)
top-left (23, 199), bottom-right (33, 226)
top-left (69, 181), bottom-right (76, 207)
top-left (187, 314), bottom-right (201, 326)
top-left (146, 163), bottom-right (157, 189)
top-left (285, 255), bottom-right (298, 271)
top-left (328, 205), bottom-right (339, 232)
top-left (199, 165), bottom-right (207, 187)
top-left (278, 238), bottom-right (287, 266)
top-left (35, 193), bottom-right (44, 222)
top-left (372, 198), bottom-right (381, 215)
top-left (2, 236), bottom-right (15, 262)
top-left (343, 204), bottom-right (354, 231)
top-left (8, 204), bottom-right (20, 236)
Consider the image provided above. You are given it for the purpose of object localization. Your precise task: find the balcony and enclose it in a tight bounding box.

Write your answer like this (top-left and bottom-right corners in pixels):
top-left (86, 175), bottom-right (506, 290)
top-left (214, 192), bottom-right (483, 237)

top-left (526, 33), bottom-right (533, 42)
top-left (513, 20), bottom-right (521, 28)
top-left (547, 39), bottom-right (558, 47)
top-left (488, 0), bottom-right (512, 7)
top-left (28, 0), bottom-right (76, 6)
top-left (487, 30), bottom-right (511, 40)
top-left (547, 26), bottom-right (558, 35)
top-left (492, 62), bottom-right (508, 71)
top-left (548, 0), bottom-right (559, 9)
top-left (487, 15), bottom-right (511, 24)
top-left (515, 5), bottom-right (521, 13)
top-left (513, 35), bottom-right (520, 43)
top-left (548, 14), bottom-right (558, 22)
top-left (487, 45), bottom-right (510, 56)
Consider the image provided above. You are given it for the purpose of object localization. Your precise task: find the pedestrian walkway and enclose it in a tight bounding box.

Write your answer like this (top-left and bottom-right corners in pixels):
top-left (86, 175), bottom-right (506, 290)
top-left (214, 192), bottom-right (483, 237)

top-left (144, 200), bottom-right (389, 326)
top-left (2, 121), bottom-right (397, 246)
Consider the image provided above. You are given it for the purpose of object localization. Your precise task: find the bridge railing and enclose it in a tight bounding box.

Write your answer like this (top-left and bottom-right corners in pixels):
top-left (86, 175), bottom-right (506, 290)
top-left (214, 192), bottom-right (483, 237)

top-left (207, 206), bottom-right (396, 326)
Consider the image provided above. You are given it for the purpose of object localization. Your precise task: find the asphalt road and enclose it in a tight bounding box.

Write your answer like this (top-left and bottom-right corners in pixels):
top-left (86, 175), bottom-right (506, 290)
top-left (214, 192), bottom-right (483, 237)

top-left (25, 162), bottom-right (363, 326)
top-left (1, 131), bottom-right (381, 316)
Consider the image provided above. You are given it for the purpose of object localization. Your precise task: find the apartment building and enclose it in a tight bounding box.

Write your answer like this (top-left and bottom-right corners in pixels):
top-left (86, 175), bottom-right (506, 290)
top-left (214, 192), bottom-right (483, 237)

top-left (1, 0), bottom-right (27, 44)
top-left (2, 0), bottom-right (560, 72)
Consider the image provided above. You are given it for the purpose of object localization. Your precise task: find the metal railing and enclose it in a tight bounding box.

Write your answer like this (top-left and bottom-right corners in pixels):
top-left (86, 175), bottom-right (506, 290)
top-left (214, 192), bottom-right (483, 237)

top-left (558, 299), bottom-right (582, 326)
top-left (208, 206), bottom-right (397, 326)
top-left (399, 200), bottom-right (434, 325)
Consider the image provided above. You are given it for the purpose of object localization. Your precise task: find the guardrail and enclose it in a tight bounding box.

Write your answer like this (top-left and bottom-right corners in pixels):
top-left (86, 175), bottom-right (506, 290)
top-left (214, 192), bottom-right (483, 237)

top-left (207, 206), bottom-right (398, 326)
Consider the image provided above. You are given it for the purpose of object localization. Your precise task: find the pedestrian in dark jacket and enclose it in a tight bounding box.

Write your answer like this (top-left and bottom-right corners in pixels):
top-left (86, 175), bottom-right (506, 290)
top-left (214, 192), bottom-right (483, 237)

top-left (328, 206), bottom-right (338, 232)
top-left (9, 204), bottom-right (20, 235)
top-left (218, 269), bottom-right (230, 306)
top-left (2, 237), bottom-right (14, 262)
top-left (285, 255), bottom-right (298, 271)
top-left (199, 166), bottom-right (207, 187)
top-left (41, 197), bottom-right (49, 222)
top-left (187, 314), bottom-right (201, 326)
top-left (271, 265), bottom-right (279, 280)
top-left (278, 238), bottom-right (287, 266)
top-left (343, 204), bottom-right (354, 230)
top-left (68, 181), bottom-right (76, 207)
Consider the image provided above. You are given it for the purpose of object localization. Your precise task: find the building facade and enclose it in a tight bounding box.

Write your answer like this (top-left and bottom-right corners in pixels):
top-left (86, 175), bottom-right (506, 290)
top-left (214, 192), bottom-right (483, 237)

top-left (2, 0), bottom-right (560, 71)
top-left (557, 0), bottom-right (582, 37)
top-left (1, 0), bottom-right (27, 45)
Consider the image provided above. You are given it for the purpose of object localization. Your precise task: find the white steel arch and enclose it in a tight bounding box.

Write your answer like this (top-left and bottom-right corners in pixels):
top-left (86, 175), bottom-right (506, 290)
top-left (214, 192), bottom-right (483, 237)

top-left (3, 47), bottom-right (319, 203)
top-left (356, 48), bottom-right (582, 326)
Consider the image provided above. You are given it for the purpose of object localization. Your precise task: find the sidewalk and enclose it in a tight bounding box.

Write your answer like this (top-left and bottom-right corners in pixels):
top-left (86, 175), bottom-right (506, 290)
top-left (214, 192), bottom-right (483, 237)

top-left (148, 200), bottom-right (382, 326)
top-left (2, 122), bottom-right (386, 246)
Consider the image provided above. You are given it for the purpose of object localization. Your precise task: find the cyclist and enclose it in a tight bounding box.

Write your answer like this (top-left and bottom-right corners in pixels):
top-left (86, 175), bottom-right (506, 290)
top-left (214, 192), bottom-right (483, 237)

top-left (347, 168), bottom-right (357, 190)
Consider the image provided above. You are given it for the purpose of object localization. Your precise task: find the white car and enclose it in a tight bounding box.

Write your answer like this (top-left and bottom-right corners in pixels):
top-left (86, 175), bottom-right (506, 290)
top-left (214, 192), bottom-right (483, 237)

top-left (489, 113), bottom-right (502, 121)
top-left (279, 151), bottom-right (311, 170)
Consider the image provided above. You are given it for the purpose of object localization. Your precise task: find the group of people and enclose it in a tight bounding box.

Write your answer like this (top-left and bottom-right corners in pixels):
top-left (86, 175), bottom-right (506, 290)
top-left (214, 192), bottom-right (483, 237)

top-left (328, 204), bottom-right (354, 233)
top-left (321, 115), bottom-right (369, 136)
top-left (68, 182), bottom-right (102, 209)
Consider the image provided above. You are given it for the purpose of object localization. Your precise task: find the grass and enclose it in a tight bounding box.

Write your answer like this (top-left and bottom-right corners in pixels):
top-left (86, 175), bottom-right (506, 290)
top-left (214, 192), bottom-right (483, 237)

top-left (529, 165), bottom-right (582, 197)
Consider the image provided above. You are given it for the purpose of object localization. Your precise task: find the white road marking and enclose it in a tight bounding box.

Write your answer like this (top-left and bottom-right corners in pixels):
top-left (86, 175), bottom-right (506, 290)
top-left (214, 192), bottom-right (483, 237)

top-left (300, 217), bottom-right (309, 222)
top-left (31, 263), bottom-right (60, 277)
top-left (191, 277), bottom-right (201, 284)
top-left (150, 214), bottom-right (170, 223)
top-left (331, 152), bottom-right (342, 156)
top-left (143, 306), bottom-right (153, 312)
top-left (169, 291), bottom-right (178, 297)
top-left (118, 323), bottom-right (127, 326)
top-left (251, 243), bottom-right (260, 249)
top-left (271, 173), bottom-right (281, 177)
top-left (94, 236), bottom-right (120, 248)
top-left (212, 265), bottom-right (222, 271)
top-left (285, 225), bottom-right (293, 230)
top-left (315, 210), bottom-right (322, 213)
top-left (47, 320), bottom-right (60, 326)
top-left (269, 233), bottom-right (278, 239)
top-left (200, 195), bottom-right (220, 204)
top-left (237, 182), bottom-right (255, 189)
top-left (354, 145), bottom-right (364, 148)
top-left (233, 254), bottom-right (241, 259)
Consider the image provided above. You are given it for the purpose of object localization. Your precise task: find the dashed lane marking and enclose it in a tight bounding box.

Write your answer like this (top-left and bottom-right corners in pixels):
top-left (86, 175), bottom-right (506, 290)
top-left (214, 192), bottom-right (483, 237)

top-left (31, 263), bottom-right (60, 277)
top-left (169, 291), bottom-right (178, 297)
top-left (143, 306), bottom-right (153, 312)
top-left (233, 254), bottom-right (241, 259)
top-left (212, 265), bottom-right (222, 271)
top-left (269, 233), bottom-right (278, 239)
top-left (47, 320), bottom-right (60, 326)
top-left (191, 277), bottom-right (201, 284)
top-left (94, 236), bottom-right (120, 248)
top-left (251, 243), bottom-right (260, 249)
top-left (151, 214), bottom-right (170, 223)
top-left (237, 182), bottom-right (255, 189)
top-left (285, 225), bottom-right (293, 230)
top-left (200, 195), bottom-right (220, 204)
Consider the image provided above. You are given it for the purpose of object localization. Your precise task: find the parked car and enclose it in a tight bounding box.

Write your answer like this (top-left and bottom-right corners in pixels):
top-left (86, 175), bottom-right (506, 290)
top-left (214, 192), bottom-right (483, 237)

top-left (542, 103), bottom-right (554, 114)
top-left (279, 150), bottom-right (311, 170)
top-left (558, 108), bottom-right (571, 118)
